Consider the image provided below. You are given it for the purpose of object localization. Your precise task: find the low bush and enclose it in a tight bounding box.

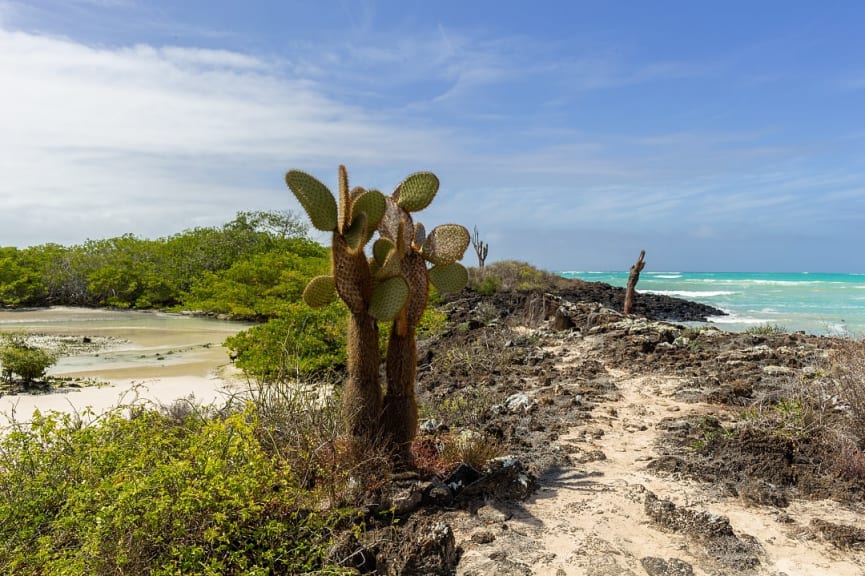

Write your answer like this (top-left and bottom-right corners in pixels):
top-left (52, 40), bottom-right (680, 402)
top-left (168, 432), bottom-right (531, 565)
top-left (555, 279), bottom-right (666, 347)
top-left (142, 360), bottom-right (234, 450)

top-left (0, 334), bottom-right (57, 386)
top-left (744, 323), bottom-right (787, 335)
top-left (468, 260), bottom-right (567, 293)
top-left (225, 302), bottom-right (347, 382)
top-left (738, 338), bottom-right (865, 488)
top-left (828, 339), bottom-right (865, 451)
top-left (0, 405), bottom-right (357, 575)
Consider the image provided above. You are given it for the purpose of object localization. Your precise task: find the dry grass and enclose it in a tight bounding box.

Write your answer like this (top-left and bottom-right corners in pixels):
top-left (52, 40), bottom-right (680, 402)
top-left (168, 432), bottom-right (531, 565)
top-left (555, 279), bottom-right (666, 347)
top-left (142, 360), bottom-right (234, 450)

top-left (744, 338), bottom-right (865, 485)
top-left (412, 431), bottom-right (505, 477)
top-left (231, 376), bottom-right (395, 505)
top-left (829, 339), bottom-right (865, 443)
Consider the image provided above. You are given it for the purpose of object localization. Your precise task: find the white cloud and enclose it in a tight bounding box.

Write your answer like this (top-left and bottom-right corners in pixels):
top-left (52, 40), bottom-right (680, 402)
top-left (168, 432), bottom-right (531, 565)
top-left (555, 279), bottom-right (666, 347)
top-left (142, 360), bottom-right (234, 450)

top-left (1, 16), bottom-right (862, 273)
top-left (0, 27), bottom-right (457, 245)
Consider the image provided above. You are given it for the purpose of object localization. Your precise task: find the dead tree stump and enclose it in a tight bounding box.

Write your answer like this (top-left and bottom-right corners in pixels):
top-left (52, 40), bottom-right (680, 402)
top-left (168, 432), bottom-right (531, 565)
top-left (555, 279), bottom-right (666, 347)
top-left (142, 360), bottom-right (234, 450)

top-left (624, 250), bottom-right (646, 315)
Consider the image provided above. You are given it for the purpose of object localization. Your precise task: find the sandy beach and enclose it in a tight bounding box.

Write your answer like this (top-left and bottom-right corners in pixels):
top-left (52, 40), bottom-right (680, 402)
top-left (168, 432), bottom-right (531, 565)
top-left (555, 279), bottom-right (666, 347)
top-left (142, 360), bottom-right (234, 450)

top-left (0, 307), bottom-right (251, 427)
top-left (0, 374), bottom-right (244, 427)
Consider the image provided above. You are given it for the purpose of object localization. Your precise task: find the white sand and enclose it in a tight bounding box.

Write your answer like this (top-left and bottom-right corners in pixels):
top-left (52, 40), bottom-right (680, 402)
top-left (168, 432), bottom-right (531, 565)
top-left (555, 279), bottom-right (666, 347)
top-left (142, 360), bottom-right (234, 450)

top-left (0, 373), bottom-right (247, 428)
top-left (0, 307), bottom-right (252, 428)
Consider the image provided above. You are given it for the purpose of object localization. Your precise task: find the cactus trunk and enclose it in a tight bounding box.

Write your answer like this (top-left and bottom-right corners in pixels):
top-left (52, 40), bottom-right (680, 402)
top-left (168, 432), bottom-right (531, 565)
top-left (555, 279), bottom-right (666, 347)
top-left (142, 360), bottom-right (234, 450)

top-left (343, 311), bottom-right (382, 442)
top-left (383, 324), bottom-right (418, 463)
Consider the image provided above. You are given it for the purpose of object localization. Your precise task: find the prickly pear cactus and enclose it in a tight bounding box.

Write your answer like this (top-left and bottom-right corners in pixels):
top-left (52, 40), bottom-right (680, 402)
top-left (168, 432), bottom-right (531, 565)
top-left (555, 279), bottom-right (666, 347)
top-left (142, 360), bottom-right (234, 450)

top-left (286, 166), bottom-right (393, 441)
top-left (286, 165), bottom-right (470, 464)
top-left (377, 172), bottom-right (471, 462)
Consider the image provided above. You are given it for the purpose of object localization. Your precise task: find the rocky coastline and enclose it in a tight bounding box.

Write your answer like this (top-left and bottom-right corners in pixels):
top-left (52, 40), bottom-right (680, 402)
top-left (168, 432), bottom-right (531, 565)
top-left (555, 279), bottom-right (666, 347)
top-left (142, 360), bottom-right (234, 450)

top-left (334, 281), bottom-right (865, 575)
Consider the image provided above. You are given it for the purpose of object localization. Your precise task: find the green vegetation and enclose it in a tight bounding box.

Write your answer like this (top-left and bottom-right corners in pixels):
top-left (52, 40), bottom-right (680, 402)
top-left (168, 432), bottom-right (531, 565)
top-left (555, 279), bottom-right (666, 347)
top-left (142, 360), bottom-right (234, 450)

top-left (744, 323), bottom-right (788, 335)
top-left (0, 210), bottom-right (324, 314)
top-left (0, 334), bottom-right (57, 386)
top-left (225, 302), bottom-right (347, 382)
top-left (0, 398), bottom-right (362, 575)
top-left (468, 260), bottom-right (568, 294)
top-left (0, 191), bottom-right (475, 571)
top-left (0, 210), bottom-right (346, 379)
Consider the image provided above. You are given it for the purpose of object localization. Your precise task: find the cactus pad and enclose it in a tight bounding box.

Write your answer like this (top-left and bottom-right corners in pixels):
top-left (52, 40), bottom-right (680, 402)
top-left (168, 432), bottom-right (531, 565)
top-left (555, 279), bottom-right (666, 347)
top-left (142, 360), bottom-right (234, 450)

top-left (421, 224), bottom-right (470, 266)
top-left (303, 275), bottom-right (337, 308)
top-left (377, 245), bottom-right (403, 279)
top-left (285, 170), bottom-right (338, 232)
top-left (429, 262), bottom-right (469, 294)
top-left (338, 166), bottom-right (352, 234)
top-left (369, 276), bottom-right (409, 321)
top-left (343, 212), bottom-right (368, 253)
top-left (352, 189), bottom-right (387, 231)
top-left (378, 198), bottom-right (398, 240)
top-left (395, 172), bottom-right (439, 212)
top-left (373, 237), bottom-right (394, 265)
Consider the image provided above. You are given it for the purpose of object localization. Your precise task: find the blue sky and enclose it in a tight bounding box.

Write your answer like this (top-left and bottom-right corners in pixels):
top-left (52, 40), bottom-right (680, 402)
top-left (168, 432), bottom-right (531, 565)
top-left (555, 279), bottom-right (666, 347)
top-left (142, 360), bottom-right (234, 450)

top-left (1, 0), bottom-right (864, 272)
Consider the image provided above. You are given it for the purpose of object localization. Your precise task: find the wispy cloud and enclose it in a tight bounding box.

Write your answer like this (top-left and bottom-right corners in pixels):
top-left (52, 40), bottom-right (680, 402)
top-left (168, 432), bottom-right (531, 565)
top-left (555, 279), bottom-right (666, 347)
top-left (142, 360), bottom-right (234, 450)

top-left (0, 26), bottom-right (457, 245)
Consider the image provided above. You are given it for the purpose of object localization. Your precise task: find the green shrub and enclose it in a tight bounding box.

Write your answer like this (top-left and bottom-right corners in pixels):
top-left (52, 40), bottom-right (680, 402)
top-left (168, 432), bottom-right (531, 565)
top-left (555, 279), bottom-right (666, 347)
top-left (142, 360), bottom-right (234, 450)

top-left (475, 275), bottom-right (501, 296)
top-left (225, 302), bottom-right (347, 382)
top-left (744, 323), bottom-right (787, 335)
top-left (469, 260), bottom-right (567, 293)
top-left (0, 335), bottom-right (56, 386)
top-left (0, 407), bottom-right (354, 575)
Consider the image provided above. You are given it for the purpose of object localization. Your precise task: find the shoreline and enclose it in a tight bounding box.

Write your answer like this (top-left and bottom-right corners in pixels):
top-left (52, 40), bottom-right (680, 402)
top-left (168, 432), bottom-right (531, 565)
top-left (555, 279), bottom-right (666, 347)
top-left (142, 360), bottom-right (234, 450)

top-left (0, 307), bottom-right (252, 427)
top-left (0, 369), bottom-right (247, 428)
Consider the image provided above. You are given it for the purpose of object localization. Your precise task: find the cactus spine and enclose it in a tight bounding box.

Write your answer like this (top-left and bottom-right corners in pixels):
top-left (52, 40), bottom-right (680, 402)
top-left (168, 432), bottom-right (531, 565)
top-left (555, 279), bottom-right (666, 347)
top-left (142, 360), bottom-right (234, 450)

top-left (287, 165), bottom-right (469, 463)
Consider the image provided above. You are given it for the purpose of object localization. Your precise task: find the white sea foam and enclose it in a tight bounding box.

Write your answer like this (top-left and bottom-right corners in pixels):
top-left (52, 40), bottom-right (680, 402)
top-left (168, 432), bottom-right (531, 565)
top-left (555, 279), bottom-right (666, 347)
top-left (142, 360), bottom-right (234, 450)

top-left (746, 279), bottom-right (826, 286)
top-left (826, 323), bottom-right (851, 336)
top-left (708, 314), bottom-right (767, 325)
top-left (653, 274), bottom-right (682, 279)
top-left (643, 290), bottom-right (735, 298)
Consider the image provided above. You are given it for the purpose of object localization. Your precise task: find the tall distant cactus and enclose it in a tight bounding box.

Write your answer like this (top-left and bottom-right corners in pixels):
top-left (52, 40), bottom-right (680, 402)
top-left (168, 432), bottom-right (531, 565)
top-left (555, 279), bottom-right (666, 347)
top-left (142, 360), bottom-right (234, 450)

top-left (286, 165), bottom-right (470, 463)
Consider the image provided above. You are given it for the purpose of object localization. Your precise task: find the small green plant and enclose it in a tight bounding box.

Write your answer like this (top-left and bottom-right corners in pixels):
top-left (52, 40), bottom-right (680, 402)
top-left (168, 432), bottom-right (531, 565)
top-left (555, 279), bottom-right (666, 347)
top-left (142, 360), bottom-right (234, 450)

top-left (744, 323), bottom-right (787, 335)
top-left (417, 306), bottom-right (449, 339)
top-left (688, 415), bottom-right (733, 450)
top-left (475, 275), bottom-right (501, 296)
top-left (0, 334), bottom-right (56, 386)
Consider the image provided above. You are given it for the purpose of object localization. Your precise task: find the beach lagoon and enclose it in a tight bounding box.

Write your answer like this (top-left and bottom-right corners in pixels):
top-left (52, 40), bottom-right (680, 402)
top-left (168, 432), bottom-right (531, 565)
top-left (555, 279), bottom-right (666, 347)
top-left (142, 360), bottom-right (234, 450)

top-left (0, 307), bottom-right (253, 424)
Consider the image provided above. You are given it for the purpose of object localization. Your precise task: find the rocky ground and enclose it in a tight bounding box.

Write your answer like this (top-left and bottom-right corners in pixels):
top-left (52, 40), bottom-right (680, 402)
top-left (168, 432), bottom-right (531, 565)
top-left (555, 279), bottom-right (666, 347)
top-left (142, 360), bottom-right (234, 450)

top-left (335, 282), bottom-right (865, 575)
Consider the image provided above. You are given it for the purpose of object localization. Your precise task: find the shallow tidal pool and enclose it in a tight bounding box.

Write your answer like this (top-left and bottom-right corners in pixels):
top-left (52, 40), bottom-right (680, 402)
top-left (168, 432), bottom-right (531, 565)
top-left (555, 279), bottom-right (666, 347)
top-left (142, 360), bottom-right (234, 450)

top-left (0, 307), bottom-right (254, 424)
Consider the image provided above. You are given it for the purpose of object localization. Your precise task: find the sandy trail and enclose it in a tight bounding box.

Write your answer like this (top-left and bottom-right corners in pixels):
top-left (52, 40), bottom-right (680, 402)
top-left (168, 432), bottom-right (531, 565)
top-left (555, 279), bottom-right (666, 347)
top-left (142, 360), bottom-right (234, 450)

top-left (456, 335), bottom-right (865, 575)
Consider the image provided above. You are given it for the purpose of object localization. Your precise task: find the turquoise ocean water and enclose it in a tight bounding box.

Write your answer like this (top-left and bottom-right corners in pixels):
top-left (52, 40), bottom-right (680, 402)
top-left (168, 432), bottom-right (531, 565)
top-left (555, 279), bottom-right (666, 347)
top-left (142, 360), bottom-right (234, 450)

top-left (559, 271), bottom-right (865, 336)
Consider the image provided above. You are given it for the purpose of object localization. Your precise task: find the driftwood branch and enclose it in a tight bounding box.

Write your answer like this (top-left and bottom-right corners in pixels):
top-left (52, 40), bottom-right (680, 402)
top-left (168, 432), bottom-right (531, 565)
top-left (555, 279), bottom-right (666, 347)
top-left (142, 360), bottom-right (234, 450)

top-left (623, 250), bottom-right (646, 315)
